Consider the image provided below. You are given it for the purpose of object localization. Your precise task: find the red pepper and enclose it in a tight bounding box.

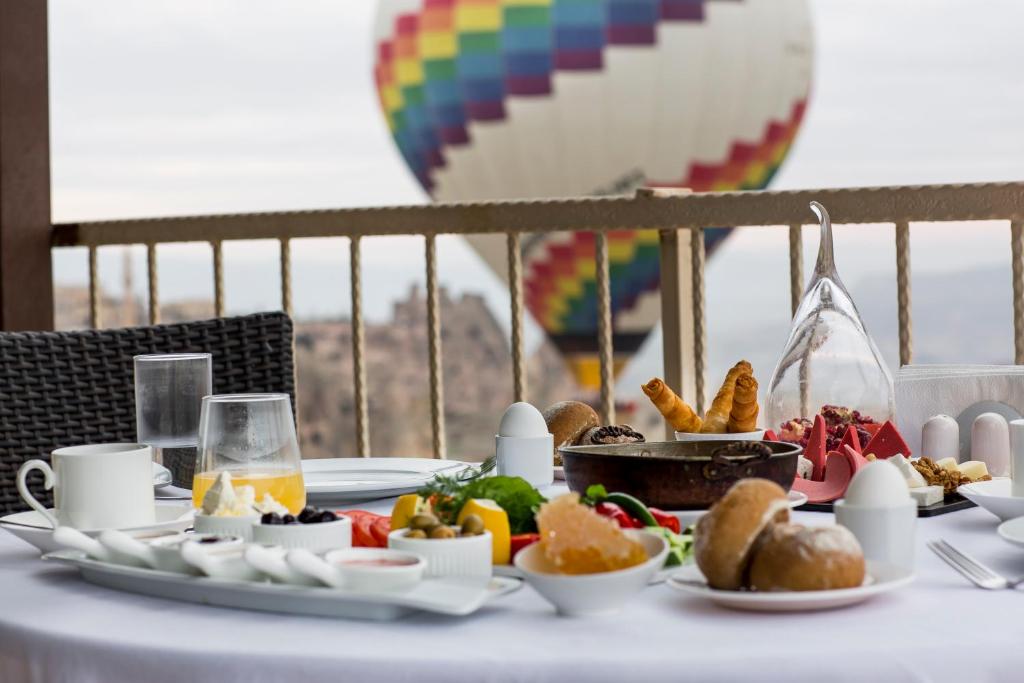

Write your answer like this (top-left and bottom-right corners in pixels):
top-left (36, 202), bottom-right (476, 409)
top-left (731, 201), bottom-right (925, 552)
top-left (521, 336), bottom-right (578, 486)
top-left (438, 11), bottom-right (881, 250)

top-left (648, 507), bottom-right (681, 534)
top-left (595, 502), bottom-right (642, 529)
top-left (510, 533), bottom-right (540, 560)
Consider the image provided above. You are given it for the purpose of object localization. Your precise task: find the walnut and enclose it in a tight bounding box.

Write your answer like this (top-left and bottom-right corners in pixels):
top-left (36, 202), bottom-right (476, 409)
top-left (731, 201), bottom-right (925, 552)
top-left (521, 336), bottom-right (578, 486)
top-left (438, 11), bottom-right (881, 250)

top-left (912, 457), bottom-right (970, 496)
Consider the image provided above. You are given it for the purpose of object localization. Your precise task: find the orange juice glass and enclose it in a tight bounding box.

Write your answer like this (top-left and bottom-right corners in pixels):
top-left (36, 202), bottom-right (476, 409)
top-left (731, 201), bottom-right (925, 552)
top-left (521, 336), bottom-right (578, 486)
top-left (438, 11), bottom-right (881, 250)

top-left (193, 394), bottom-right (306, 514)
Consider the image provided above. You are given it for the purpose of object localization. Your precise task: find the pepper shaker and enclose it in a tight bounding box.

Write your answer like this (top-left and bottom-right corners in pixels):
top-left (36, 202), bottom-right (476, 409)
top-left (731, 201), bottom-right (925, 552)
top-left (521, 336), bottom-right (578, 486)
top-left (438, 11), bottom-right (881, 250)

top-left (921, 414), bottom-right (959, 462)
top-left (971, 413), bottom-right (1011, 477)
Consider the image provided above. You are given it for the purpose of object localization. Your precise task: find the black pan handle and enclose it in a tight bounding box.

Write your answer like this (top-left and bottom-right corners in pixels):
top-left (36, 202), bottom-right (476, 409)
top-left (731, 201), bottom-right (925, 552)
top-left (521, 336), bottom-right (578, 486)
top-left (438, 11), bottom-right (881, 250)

top-left (702, 444), bottom-right (773, 481)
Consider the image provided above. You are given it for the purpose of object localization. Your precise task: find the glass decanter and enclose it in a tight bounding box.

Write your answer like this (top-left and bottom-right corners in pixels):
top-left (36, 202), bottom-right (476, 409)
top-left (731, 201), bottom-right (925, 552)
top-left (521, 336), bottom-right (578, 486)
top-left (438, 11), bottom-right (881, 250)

top-left (765, 202), bottom-right (894, 444)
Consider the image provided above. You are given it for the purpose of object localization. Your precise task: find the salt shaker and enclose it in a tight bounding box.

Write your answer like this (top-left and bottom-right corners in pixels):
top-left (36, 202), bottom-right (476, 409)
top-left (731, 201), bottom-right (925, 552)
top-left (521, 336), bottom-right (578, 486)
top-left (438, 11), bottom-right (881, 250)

top-left (495, 402), bottom-right (554, 487)
top-left (1010, 419), bottom-right (1024, 497)
top-left (834, 461), bottom-right (916, 571)
top-left (921, 414), bottom-right (959, 462)
top-left (971, 413), bottom-right (1011, 477)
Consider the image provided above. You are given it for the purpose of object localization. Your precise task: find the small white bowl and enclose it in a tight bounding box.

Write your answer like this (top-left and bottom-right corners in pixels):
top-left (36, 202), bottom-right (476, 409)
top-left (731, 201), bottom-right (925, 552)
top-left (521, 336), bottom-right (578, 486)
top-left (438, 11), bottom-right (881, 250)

top-left (288, 547), bottom-right (425, 592)
top-left (243, 544), bottom-right (321, 587)
top-left (251, 516), bottom-right (352, 553)
top-left (388, 529), bottom-right (492, 580)
top-left (957, 478), bottom-right (1020, 521)
top-left (181, 538), bottom-right (265, 582)
top-left (97, 529), bottom-right (191, 573)
top-left (152, 533), bottom-right (245, 575)
top-left (193, 513), bottom-right (260, 541)
top-left (514, 529), bottom-right (668, 617)
top-left (675, 430), bottom-right (765, 442)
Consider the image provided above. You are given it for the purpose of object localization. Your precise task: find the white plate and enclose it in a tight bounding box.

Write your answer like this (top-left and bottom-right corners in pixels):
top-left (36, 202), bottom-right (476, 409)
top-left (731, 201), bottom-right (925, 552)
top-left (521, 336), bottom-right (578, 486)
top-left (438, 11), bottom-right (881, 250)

top-left (302, 458), bottom-right (472, 504)
top-left (43, 550), bottom-right (521, 620)
top-left (957, 478), bottom-right (1019, 521)
top-left (668, 490), bottom-right (809, 528)
top-left (152, 462), bottom-right (173, 489)
top-left (0, 505), bottom-right (194, 554)
top-left (996, 516), bottom-right (1024, 548)
top-left (666, 561), bottom-right (913, 612)
top-left (674, 430), bottom-right (765, 442)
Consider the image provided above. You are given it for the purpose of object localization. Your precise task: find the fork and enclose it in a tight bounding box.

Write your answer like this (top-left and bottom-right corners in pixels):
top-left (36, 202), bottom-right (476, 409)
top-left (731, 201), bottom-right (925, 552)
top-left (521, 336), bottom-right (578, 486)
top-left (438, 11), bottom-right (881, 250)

top-left (928, 539), bottom-right (1024, 590)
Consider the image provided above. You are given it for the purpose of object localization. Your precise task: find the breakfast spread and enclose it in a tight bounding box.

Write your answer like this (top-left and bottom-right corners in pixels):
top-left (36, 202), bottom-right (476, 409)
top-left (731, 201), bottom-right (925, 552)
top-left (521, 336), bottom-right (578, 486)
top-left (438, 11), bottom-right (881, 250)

top-left (695, 479), bottom-right (865, 591)
top-left (643, 360), bottom-right (760, 434)
top-left (535, 493), bottom-right (648, 574)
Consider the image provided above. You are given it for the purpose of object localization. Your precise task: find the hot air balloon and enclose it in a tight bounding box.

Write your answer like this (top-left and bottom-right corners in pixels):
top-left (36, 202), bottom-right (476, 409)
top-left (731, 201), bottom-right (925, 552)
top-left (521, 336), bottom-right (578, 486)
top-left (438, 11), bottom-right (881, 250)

top-left (373, 0), bottom-right (813, 389)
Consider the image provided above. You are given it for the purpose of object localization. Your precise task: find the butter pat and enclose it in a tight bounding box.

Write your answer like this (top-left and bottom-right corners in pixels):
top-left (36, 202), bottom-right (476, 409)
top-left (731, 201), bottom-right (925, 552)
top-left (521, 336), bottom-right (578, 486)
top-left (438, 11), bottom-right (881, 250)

top-left (957, 460), bottom-right (989, 481)
top-left (935, 457), bottom-right (959, 473)
top-left (910, 485), bottom-right (944, 507)
top-left (887, 455), bottom-right (927, 488)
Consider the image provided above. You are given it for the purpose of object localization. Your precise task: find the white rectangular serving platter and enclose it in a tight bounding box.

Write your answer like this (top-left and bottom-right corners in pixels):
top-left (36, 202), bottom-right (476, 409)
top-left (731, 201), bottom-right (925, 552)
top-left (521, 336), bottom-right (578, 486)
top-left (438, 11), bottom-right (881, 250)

top-left (302, 458), bottom-right (472, 504)
top-left (43, 550), bottom-right (521, 621)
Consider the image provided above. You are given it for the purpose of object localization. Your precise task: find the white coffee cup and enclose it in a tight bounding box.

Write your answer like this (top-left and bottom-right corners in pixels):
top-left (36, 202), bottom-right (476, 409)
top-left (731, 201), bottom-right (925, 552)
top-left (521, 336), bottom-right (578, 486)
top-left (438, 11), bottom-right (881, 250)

top-left (17, 443), bottom-right (156, 530)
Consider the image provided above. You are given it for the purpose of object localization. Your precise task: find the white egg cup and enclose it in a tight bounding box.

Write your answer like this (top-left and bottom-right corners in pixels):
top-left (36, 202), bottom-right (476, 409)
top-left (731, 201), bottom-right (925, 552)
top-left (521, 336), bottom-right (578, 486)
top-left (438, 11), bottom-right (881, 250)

top-left (496, 434), bottom-right (553, 487)
top-left (834, 499), bottom-right (916, 572)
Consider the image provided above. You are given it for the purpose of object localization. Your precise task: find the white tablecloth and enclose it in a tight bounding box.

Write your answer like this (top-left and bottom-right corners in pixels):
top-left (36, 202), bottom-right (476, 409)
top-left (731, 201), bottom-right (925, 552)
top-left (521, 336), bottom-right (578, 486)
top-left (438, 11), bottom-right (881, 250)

top-left (2, 490), bottom-right (1024, 683)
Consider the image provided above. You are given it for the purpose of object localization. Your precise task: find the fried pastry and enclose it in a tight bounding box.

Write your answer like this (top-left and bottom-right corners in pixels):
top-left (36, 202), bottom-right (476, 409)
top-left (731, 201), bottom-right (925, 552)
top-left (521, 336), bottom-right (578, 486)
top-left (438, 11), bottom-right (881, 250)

top-left (701, 360), bottom-right (751, 434)
top-left (642, 378), bottom-right (702, 433)
top-left (727, 373), bottom-right (759, 433)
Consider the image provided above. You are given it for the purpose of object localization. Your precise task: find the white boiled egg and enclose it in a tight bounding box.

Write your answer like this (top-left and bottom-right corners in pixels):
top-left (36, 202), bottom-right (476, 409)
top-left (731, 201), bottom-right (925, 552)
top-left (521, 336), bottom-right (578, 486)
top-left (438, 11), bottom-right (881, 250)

top-left (498, 402), bottom-right (549, 438)
top-left (844, 460), bottom-right (911, 507)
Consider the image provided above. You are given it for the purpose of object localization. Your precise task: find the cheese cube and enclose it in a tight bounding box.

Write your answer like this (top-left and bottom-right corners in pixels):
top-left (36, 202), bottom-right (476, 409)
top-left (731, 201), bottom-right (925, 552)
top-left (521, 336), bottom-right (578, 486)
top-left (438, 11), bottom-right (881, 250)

top-left (935, 457), bottom-right (959, 473)
top-left (887, 454), bottom-right (927, 488)
top-left (957, 460), bottom-right (989, 481)
top-left (910, 485), bottom-right (944, 507)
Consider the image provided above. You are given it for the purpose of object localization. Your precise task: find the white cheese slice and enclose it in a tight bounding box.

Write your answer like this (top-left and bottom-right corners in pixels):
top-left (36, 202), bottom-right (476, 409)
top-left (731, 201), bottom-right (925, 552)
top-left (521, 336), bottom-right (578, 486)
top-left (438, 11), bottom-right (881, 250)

top-left (910, 485), bottom-right (944, 507)
top-left (957, 460), bottom-right (989, 481)
top-left (887, 454), bottom-right (928, 488)
top-left (935, 457), bottom-right (959, 473)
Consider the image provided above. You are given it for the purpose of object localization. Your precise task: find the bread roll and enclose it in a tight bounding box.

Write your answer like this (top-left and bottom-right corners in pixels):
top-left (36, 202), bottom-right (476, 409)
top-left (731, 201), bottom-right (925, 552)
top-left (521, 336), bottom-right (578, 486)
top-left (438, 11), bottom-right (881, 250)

top-left (694, 479), bottom-right (790, 590)
top-left (748, 523), bottom-right (865, 591)
top-left (543, 401), bottom-right (600, 465)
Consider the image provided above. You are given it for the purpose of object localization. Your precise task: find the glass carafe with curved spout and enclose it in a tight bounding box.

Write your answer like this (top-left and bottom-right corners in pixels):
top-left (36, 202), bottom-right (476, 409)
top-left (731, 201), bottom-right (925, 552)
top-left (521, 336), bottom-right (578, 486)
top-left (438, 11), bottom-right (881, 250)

top-left (765, 202), bottom-right (894, 448)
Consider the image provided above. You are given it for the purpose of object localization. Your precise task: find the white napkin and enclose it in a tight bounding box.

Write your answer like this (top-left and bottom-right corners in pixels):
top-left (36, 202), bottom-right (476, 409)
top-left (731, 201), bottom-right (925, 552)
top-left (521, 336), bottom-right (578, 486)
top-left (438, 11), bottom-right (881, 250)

top-left (896, 365), bottom-right (1024, 456)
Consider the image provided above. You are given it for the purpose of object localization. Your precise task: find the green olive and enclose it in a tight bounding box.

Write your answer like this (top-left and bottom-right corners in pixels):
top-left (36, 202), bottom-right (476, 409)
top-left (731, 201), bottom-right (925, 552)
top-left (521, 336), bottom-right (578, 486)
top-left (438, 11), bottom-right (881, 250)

top-left (459, 514), bottom-right (485, 536)
top-left (409, 513), bottom-right (440, 530)
top-left (428, 525), bottom-right (457, 540)
top-left (404, 528), bottom-right (427, 539)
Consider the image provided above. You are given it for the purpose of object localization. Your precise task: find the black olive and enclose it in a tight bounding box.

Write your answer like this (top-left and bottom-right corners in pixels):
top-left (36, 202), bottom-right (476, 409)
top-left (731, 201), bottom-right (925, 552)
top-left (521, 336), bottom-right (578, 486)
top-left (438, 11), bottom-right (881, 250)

top-left (318, 510), bottom-right (338, 523)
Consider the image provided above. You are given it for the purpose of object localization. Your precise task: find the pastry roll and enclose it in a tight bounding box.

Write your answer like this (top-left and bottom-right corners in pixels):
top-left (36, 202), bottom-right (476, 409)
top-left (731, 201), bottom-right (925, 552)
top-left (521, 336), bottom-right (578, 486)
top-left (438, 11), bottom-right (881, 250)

top-left (701, 360), bottom-right (752, 434)
top-left (642, 378), bottom-right (702, 433)
top-left (727, 373), bottom-right (759, 433)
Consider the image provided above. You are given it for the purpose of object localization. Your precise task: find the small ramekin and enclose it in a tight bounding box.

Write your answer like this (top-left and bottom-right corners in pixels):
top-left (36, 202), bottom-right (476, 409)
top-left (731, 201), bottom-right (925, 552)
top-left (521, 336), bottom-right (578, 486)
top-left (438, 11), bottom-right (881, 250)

top-left (193, 513), bottom-right (260, 541)
top-left (252, 516), bottom-right (352, 553)
top-left (321, 548), bottom-right (424, 592)
top-left (387, 529), bottom-right (492, 579)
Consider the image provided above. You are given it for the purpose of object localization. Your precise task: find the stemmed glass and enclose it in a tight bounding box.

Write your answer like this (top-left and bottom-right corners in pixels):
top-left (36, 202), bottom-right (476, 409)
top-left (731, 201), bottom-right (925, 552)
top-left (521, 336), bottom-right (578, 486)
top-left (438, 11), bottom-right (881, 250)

top-left (192, 394), bottom-right (306, 513)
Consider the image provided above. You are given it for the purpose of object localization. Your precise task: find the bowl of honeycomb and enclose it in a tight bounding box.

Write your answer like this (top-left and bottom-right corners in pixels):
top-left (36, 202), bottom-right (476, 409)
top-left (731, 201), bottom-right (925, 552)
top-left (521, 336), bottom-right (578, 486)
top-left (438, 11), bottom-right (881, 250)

top-left (513, 494), bottom-right (668, 616)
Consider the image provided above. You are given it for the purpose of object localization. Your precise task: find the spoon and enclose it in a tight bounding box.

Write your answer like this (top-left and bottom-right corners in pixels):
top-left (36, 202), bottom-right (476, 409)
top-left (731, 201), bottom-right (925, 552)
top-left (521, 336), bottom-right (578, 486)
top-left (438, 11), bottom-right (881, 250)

top-left (181, 540), bottom-right (265, 582)
top-left (244, 545), bottom-right (320, 587)
top-left (52, 526), bottom-right (113, 562)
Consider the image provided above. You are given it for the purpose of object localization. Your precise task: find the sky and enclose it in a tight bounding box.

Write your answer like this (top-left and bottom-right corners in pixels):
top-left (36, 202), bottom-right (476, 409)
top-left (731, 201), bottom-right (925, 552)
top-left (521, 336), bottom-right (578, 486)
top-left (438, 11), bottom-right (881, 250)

top-left (48, 0), bottom-right (1024, 392)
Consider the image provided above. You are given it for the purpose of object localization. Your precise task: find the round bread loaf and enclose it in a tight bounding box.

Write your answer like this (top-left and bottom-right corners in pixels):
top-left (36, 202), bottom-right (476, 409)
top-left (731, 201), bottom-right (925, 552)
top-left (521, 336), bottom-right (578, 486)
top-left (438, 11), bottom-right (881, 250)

top-left (748, 523), bottom-right (865, 592)
top-left (543, 401), bottom-right (600, 465)
top-left (694, 479), bottom-right (790, 590)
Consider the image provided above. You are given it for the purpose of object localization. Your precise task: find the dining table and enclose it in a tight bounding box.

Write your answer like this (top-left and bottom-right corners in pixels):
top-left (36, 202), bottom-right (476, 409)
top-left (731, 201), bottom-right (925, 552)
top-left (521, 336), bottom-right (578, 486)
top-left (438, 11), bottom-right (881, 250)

top-left (1, 484), bottom-right (1023, 683)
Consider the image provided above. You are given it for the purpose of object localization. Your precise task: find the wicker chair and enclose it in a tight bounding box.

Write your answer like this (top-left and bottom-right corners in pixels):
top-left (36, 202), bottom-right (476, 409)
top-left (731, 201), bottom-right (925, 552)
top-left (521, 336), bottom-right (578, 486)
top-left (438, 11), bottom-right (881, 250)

top-left (0, 312), bottom-right (295, 514)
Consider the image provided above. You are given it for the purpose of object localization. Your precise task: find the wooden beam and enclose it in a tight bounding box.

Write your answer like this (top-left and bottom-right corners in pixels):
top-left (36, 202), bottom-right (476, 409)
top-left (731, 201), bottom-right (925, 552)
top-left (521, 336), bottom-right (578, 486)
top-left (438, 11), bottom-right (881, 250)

top-left (0, 0), bottom-right (52, 330)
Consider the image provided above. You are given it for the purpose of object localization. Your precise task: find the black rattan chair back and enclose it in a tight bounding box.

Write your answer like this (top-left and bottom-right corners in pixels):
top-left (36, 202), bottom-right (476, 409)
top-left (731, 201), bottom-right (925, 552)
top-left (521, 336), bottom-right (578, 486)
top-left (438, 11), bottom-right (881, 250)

top-left (0, 312), bottom-right (294, 514)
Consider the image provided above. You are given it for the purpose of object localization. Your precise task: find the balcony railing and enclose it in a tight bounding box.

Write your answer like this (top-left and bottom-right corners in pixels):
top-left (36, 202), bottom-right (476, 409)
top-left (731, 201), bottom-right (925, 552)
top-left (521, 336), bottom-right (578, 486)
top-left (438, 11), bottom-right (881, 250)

top-left (51, 181), bottom-right (1024, 458)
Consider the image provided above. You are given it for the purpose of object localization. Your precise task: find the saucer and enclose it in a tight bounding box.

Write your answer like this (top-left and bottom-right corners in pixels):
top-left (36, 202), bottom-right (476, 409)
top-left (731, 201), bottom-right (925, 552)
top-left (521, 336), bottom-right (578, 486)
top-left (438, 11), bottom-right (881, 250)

top-left (0, 504), bottom-right (194, 554)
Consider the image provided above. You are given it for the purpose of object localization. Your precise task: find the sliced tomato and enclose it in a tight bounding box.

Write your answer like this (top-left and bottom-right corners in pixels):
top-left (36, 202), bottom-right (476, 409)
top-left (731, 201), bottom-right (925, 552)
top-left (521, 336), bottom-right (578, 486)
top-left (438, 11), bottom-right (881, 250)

top-left (353, 514), bottom-right (376, 547)
top-left (370, 516), bottom-right (391, 547)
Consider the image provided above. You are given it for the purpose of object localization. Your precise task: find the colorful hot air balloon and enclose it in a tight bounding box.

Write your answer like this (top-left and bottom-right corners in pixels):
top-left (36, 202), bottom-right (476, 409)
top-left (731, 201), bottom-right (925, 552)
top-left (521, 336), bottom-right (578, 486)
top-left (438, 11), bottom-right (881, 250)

top-left (373, 0), bottom-right (813, 389)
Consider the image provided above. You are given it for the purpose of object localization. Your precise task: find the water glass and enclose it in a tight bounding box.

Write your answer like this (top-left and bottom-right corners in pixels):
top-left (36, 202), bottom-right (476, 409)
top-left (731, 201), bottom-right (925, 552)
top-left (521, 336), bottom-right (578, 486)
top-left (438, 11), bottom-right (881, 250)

top-left (134, 353), bottom-right (212, 488)
top-left (192, 394), bottom-right (305, 513)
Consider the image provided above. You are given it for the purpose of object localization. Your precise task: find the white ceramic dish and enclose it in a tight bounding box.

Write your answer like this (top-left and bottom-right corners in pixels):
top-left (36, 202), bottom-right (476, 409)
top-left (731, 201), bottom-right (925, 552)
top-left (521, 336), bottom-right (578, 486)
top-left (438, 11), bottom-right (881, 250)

top-left (996, 516), bottom-right (1024, 548)
top-left (288, 548), bottom-right (425, 592)
top-left (252, 516), bottom-right (352, 553)
top-left (668, 490), bottom-right (808, 528)
top-left (674, 430), bottom-right (765, 442)
top-left (181, 539), bottom-right (265, 582)
top-left (152, 462), bottom-right (173, 489)
top-left (302, 457), bottom-right (471, 504)
top-left (957, 478), bottom-right (1020, 521)
top-left (193, 513), bottom-right (260, 541)
top-left (388, 529), bottom-right (492, 579)
top-left (0, 504), bottom-right (195, 554)
top-left (98, 529), bottom-right (195, 573)
top-left (244, 544), bottom-right (321, 586)
top-left (514, 529), bottom-right (668, 616)
top-left (44, 549), bottom-right (521, 620)
top-left (666, 561), bottom-right (913, 612)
